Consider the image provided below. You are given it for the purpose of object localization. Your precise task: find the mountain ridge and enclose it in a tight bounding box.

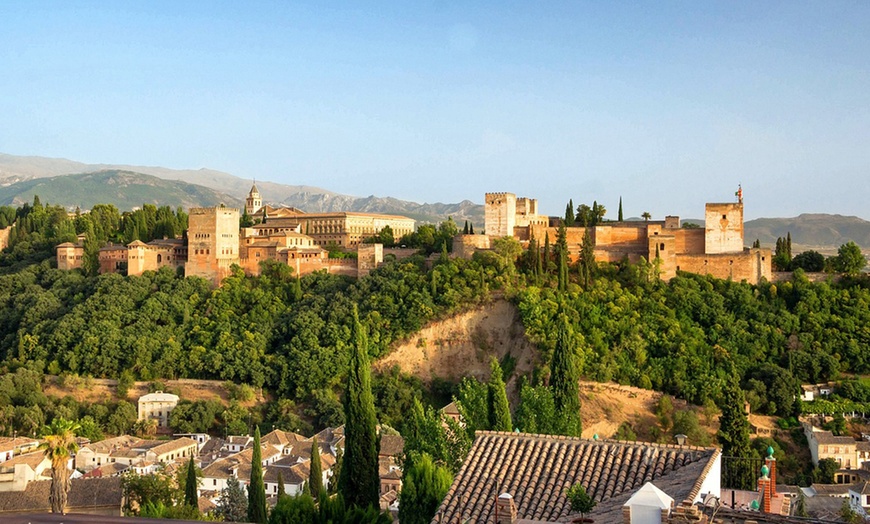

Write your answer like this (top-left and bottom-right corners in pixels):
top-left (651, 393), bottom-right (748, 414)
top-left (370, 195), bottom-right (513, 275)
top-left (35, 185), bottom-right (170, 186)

top-left (0, 153), bottom-right (484, 224)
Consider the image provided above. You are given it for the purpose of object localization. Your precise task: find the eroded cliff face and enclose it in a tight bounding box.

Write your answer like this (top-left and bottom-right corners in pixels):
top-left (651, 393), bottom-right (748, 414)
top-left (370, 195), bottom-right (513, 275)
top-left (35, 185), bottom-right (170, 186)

top-left (375, 299), bottom-right (539, 390)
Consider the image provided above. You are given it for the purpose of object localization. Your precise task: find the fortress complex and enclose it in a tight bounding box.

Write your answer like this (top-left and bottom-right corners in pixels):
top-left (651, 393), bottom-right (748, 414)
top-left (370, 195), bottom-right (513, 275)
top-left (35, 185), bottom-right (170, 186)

top-left (57, 184), bottom-right (416, 285)
top-left (481, 191), bottom-right (772, 284)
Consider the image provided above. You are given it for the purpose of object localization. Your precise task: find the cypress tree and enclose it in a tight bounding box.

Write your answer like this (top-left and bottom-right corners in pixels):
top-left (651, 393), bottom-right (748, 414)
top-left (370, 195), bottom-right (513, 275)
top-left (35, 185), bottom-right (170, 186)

top-left (293, 275), bottom-right (303, 303)
top-left (469, 223), bottom-right (474, 234)
top-left (718, 379), bottom-right (753, 489)
top-left (247, 427), bottom-right (267, 523)
top-left (276, 471), bottom-right (287, 501)
top-left (338, 305), bottom-right (381, 509)
top-left (551, 314), bottom-right (582, 436)
top-left (564, 200), bottom-right (575, 227)
top-left (543, 232), bottom-right (551, 276)
top-left (487, 358), bottom-right (512, 432)
top-left (618, 197), bottom-right (624, 222)
top-left (184, 457), bottom-right (198, 508)
top-left (309, 437), bottom-right (323, 499)
top-left (786, 232), bottom-right (792, 258)
top-left (578, 229), bottom-right (596, 288)
top-left (463, 221), bottom-right (469, 234)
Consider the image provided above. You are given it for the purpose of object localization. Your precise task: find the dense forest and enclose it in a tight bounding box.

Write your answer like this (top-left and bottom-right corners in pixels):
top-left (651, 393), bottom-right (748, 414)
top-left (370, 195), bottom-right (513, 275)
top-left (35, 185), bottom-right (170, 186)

top-left (1, 197), bottom-right (869, 476)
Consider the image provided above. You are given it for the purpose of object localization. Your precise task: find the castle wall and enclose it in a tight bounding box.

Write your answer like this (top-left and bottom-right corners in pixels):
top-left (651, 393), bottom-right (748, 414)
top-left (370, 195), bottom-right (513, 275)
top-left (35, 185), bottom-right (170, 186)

top-left (673, 229), bottom-right (705, 255)
top-left (357, 244), bottom-right (383, 277)
top-left (98, 246), bottom-right (127, 274)
top-left (453, 234), bottom-right (491, 259)
top-left (485, 193), bottom-right (516, 237)
top-left (185, 207), bottom-right (240, 285)
top-left (705, 203), bottom-right (744, 254)
top-left (675, 248), bottom-right (772, 284)
top-left (649, 235), bottom-right (678, 280)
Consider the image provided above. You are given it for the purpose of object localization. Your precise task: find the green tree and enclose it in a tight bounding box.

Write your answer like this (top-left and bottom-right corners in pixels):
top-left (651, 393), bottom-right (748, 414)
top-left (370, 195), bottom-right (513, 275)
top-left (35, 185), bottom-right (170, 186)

top-left (184, 457), bottom-right (199, 508)
top-left (641, 211), bottom-right (651, 222)
top-left (815, 458), bottom-right (838, 484)
top-left (564, 200), bottom-right (575, 227)
top-left (835, 241), bottom-right (867, 275)
top-left (618, 196), bottom-right (624, 222)
top-left (515, 382), bottom-right (557, 434)
top-left (215, 476), bottom-right (248, 522)
top-left (398, 453), bottom-right (453, 524)
top-left (566, 483), bottom-right (596, 520)
top-left (247, 427), bottom-right (267, 523)
top-left (578, 228), bottom-right (595, 288)
top-left (39, 418), bottom-right (80, 514)
top-left (718, 380), bottom-right (753, 489)
top-left (269, 493), bottom-right (317, 524)
top-left (791, 250), bottom-right (825, 272)
top-left (309, 437), bottom-right (323, 499)
top-left (338, 305), bottom-right (381, 509)
top-left (277, 471), bottom-right (287, 501)
top-left (487, 358), bottom-right (512, 432)
top-left (551, 314), bottom-right (582, 436)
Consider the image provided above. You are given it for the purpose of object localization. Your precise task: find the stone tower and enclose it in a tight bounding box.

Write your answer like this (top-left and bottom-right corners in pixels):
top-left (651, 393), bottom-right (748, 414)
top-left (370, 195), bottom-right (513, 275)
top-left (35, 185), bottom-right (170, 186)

top-left (245, 183), bottom-right (262, 216)
top-left (705, 202), bottom-right (744, 254)
top-left (185, 207), bottom-right (240, 285)
top-left (485, 192), bottom-right (517, 237)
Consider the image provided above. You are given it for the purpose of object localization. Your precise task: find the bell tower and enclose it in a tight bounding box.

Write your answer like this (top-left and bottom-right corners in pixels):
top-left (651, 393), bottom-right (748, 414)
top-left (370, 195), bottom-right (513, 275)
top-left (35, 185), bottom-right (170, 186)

top-left (245, 182), bottom-right (262, 216)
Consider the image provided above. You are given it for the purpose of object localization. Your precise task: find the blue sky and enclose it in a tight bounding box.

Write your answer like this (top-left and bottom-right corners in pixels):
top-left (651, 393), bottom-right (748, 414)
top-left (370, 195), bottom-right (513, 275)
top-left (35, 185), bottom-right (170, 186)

top-left (1, 2), bottom-right (869, 219)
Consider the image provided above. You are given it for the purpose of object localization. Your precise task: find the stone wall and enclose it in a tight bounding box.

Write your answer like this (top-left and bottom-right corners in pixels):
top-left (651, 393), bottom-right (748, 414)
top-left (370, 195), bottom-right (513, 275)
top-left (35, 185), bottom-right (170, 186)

top-left (357, 244), bottom-right (383, 277)
top-left (705, 203), bottom-right (744, 254)
top-left (185, 207), bottom-right (240, 285)
top-left (485, 193), bottom-right (516, 237)
top-left (452, 234), bottom-right (491, 259)
top-left (675, 248), bottom-right (772, 284)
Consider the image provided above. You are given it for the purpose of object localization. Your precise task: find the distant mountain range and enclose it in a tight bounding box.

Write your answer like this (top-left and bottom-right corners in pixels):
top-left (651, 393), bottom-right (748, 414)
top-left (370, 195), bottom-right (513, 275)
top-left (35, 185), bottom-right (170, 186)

top-left (0, 153), bottom-right (867, 251)
top-left (0, 153), bottom-right (484, 224)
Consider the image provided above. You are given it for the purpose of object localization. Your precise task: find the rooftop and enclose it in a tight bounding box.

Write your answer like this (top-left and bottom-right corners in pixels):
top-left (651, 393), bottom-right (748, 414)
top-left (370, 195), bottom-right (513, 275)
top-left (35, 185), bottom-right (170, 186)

top-left (434, 431), bottom-right (719, 524)
top-left (0, 477), bottom-right (122, 514)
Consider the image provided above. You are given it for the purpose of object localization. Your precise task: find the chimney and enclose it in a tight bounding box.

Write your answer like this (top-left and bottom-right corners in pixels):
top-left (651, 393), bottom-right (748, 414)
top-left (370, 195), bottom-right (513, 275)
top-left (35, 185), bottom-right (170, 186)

top-left (765, 446), bottom-right (777, 498)
top-left (757, 465), bottom-right (772, 513)
top-left (495, 493), bottom-right (517, 524)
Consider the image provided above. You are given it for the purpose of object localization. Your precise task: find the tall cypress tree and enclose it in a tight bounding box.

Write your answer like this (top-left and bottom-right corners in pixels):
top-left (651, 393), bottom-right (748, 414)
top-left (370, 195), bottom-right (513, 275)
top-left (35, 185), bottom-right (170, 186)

top-left (487, 358), bottom-right (512, 432)
top-left (551, 314), bottom-right (582, 436)
top-left (469, 223), bottom-right (474, 234)
top-left (309, 437), bottom-right (323, 499)
top-left (543, 232), bottom-right (551, 277)
top-left (338, 305), bottom-right (380, 509)
top-left (718, 379), bottom-right (753, 489)
top-left (463, 221), bottom-right (469, 234)
top-left (618, 197), bottom-right (624, 222)
top-left (247, 427), bottom-right (267, 524)
top-left (564, 200), bottom-right (575, 226)
top-left (276, 471), bottom-right (287, 501)
top-left (184, 457), bottom-right (198, 508)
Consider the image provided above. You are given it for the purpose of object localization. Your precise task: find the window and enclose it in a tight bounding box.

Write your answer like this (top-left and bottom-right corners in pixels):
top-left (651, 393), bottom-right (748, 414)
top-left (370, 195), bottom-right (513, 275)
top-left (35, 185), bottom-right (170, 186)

top-left (722, 214), bottom-right (727, 220)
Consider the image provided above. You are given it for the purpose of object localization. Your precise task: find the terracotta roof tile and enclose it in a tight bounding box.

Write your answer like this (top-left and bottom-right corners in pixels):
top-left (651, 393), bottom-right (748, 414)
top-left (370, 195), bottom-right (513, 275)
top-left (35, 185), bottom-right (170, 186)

top-left (0, 477), bottom-right (122, 513)
top-left (434, 431), bottom-right (719, 524)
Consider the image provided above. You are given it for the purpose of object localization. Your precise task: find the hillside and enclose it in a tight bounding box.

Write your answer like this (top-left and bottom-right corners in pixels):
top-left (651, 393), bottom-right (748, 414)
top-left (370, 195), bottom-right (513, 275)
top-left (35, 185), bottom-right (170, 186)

top-left (0, 153), bottom-right (484, 223)
top-left (0, 170), bottom-right (243, 210)
top-left (745, 214), bottom-right (870, 254)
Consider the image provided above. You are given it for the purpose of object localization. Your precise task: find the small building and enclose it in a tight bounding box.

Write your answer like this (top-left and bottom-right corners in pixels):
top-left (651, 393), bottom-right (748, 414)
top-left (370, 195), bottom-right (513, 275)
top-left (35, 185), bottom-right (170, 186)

top-left (849, 481), bottom-right (870, 517)
top-left (0, 437), bottom-right (39, 463)
top-left (137, 391), bottom-right (180, 430)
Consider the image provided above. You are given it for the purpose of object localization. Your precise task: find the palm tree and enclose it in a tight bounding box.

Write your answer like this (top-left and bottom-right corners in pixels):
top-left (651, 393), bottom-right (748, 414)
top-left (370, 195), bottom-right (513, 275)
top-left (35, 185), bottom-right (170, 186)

top-left (39, 418), bottom-right (80, 514)
top-left (641, 212), bottom-right (652, 222)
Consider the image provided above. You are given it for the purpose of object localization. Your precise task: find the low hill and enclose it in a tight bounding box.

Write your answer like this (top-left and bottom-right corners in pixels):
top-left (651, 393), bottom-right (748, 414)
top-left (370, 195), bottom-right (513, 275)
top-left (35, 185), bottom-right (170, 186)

top-left (0, 153), bottom-right (484, 224)
top-left (0, 170), bottom-right (243, 210)
top-left (745, 214), bottom-right (870, 253)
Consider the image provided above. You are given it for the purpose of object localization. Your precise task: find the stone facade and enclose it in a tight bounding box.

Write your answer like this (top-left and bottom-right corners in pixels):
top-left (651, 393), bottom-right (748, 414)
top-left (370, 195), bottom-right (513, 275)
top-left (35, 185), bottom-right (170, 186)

top-left (137, 391), bottom-right (180, 430)
top-left (486, 192), bottom-right (772, 284)
top-left (56, 185), bottom-right (418, 284)
top-left (185, 207), bottom-right (241, 286)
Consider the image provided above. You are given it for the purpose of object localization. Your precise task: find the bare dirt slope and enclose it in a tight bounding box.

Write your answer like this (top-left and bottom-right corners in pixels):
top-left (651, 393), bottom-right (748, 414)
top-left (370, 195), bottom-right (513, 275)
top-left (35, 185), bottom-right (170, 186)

top-left (375, 299), bottom-right (540, 391)
top-left (579, 381), bottom-right (719, 443)
top-left (43, 377), bottom-right (263, 407)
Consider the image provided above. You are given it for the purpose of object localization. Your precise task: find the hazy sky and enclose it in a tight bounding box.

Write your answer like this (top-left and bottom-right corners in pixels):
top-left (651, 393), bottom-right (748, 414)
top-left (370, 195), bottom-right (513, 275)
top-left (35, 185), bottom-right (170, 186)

top-left (2, 2), bottom-right (869, 219)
